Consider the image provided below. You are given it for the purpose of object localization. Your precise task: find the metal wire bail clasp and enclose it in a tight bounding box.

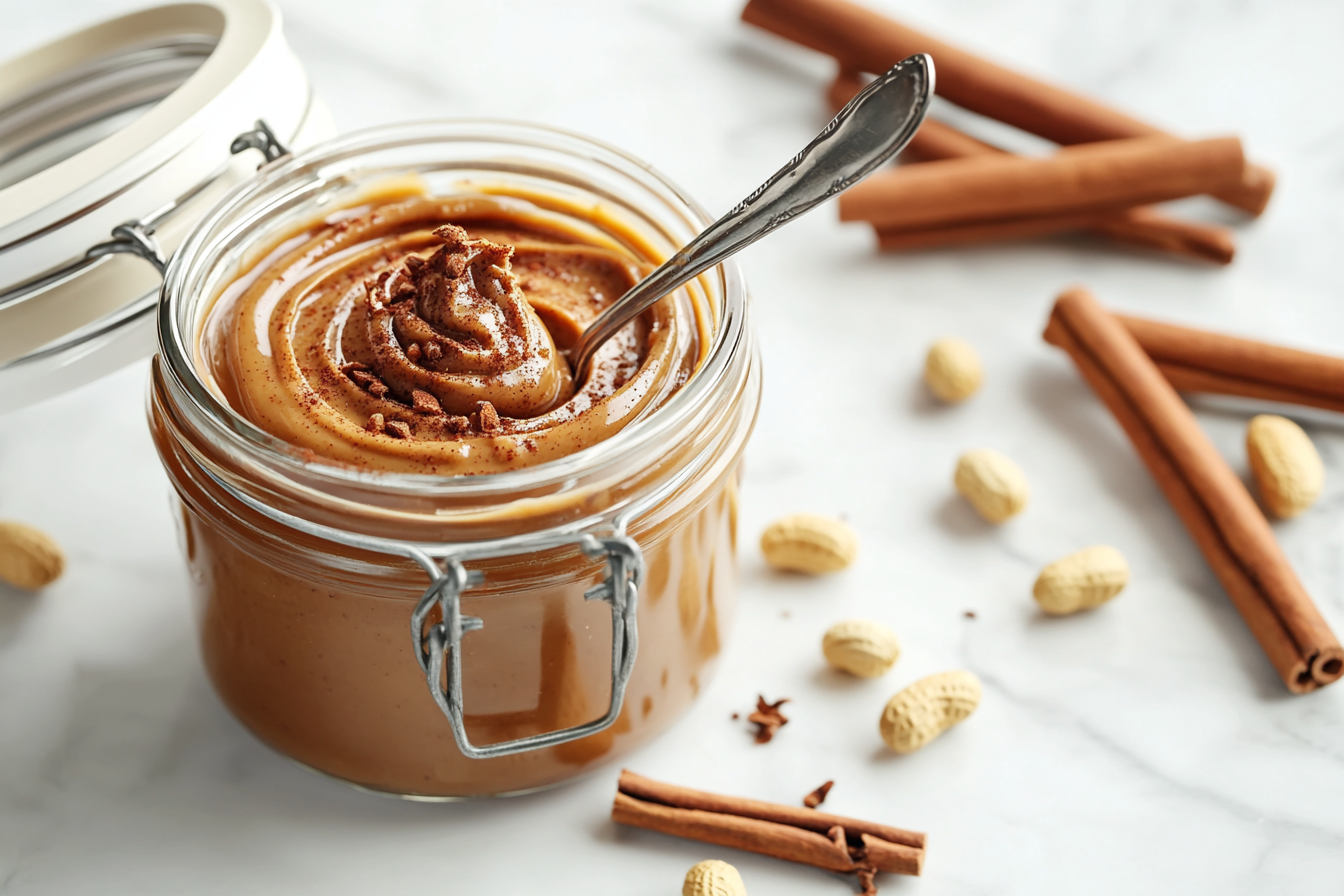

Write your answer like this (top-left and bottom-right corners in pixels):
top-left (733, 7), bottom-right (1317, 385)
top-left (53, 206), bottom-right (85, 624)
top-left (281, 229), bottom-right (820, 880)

top-left (230, 118), bottom-right (290, 165)
top-left (409, 532), bottom-right (644, 760)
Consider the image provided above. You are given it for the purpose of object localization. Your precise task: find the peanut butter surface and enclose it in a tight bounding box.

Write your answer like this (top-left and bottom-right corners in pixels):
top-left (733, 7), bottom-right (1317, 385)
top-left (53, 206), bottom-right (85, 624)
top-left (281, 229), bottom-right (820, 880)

top-left (201, 190), bottom-right (701, 474)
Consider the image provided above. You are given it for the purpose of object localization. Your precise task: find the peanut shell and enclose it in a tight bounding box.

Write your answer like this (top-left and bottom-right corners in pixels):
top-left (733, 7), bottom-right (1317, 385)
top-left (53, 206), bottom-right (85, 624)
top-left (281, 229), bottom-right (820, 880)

top-left (683, 859), bottom-right (746, 896)
top-left (0, 521), bottom-right (65, 591)
top-left (954, 449), bottom-right (1029, 523)
top-left (822, 619), bottom-right (901, 678)
top-left (1033, 545), bottom-right (1129, 615)
top-left (760, 513), bottom-right (857, 574)
top-left (924, 337), bottom-right (983, 403)
top-left (880, 670), bottom-right (981, 754)
top-left (1247, 414), bottom-right (1324, 519)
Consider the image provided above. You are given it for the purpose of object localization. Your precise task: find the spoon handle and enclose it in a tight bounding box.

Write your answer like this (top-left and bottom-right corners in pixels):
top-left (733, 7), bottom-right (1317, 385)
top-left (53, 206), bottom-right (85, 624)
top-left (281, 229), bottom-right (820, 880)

top-left (569, 53), bottom-right (935, 379)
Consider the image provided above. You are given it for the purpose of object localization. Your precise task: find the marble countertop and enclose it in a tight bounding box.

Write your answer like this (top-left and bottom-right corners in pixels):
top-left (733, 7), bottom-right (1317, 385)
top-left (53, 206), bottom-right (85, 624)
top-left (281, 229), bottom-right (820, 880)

top-left (3, 1), bottom-right (1343, 893)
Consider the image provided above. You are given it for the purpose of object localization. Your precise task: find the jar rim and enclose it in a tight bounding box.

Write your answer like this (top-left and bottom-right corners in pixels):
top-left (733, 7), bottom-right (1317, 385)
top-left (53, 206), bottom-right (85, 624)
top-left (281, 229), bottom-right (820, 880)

top-left (157, 118), bottom-right (750, 501)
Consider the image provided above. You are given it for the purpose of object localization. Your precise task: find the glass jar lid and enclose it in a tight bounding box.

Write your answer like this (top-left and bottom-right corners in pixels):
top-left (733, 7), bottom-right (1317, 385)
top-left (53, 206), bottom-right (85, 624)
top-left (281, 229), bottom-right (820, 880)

top-left (0, 0), bottom-right (331, 412)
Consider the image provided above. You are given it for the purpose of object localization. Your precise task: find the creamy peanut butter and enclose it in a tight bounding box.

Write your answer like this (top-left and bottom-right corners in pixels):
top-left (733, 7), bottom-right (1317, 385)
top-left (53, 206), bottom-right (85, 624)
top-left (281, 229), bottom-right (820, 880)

top-left (200, 189), bottom-right (701, 474)
top-left (153, 173), bottom-right (754, 798)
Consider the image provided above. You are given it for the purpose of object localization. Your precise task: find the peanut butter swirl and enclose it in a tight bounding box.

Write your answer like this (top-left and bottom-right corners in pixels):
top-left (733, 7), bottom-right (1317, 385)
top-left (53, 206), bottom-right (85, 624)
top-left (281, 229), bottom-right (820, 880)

top-left (358, 223), bottom-right (572, 419)
top-left (201, 191), bottom-right (701, 475)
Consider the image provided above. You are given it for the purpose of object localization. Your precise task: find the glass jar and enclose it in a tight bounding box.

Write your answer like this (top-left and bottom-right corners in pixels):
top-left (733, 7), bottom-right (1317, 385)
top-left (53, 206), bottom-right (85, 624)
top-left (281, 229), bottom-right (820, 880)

top-left (148, 120), bottom-right (759, 798)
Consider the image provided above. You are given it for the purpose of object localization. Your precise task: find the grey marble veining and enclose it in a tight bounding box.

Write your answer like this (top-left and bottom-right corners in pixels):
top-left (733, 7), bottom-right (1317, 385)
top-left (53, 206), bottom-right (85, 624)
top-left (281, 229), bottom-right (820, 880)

top-left (2, 0), bottom-right (1344, 893)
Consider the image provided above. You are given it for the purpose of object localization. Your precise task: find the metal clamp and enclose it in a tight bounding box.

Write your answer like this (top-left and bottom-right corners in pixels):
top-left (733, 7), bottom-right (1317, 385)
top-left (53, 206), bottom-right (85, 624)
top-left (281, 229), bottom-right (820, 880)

top-left (409, 533), bottom-right (643, 760)
top-left (0, 118), bottom-right (287, 315)
top-left (230, 118), bottom-right (290, 164)
top-left (85, 222), bottom-right (166, 273)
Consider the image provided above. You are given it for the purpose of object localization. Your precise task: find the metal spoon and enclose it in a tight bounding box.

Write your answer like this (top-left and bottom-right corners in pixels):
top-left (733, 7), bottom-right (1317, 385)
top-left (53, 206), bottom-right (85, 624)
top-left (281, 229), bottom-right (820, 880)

top-left (567, 53), bottom-right (935, 381)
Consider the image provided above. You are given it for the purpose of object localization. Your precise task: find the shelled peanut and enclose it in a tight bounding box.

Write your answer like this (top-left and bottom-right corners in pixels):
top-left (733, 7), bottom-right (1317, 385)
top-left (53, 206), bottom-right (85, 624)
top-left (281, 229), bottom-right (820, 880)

top-left (0, 521), bottom-right (65, 591)
top-left (822, 620), bottom-right (901, 678)
top-left (954, 449), bottom-right (1029, 522)
top-left (1246, 415), bottom-right (1324, 519)
top-left (760, 513), bottom-right (857, 574)
top-left (924, 338), bottom-right (982, 403)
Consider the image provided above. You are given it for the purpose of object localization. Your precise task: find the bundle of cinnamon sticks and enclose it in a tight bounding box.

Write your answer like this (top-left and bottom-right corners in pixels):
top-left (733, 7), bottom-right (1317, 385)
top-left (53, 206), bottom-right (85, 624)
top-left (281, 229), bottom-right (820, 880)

top-left (1044, 289), bottom-right (1344, 693)
top-left (743, 0), bottom-right (1272, 263)
top-left (613, 770), bottom-right (925, 894)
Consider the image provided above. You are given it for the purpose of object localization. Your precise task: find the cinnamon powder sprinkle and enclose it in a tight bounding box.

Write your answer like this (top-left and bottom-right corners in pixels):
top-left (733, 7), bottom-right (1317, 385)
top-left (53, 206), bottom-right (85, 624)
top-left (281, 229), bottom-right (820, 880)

top-left (748, 695), bottom-right (790, 744)
top-left (803, 780), bottom-right (834, 809)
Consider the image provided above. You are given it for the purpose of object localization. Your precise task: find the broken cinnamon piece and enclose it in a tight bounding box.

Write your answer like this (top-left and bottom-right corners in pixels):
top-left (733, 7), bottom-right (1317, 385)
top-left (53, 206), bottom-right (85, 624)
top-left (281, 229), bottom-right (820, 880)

top-left (828, 73), bottom-right (1235, 264)
top-left (748, 695), bottom-right (790, 743)
top-left (411, 389), bottom-right (442, 415)
top-left (839, 135), bottom-right (1245, 232)
top-left (856, 867), bottom-right (878, 896)
top-left (365, 413), bottom-right (385, 434)
top-left (1043, 288), bottom-right (1344, 692)
top-left (406, 343), bottom-right (422, 363)
top-left (613, 770), bottom-right (925, 885)
top-left (803, 780), bottom-right (834, 808)
top-left (384, 420), bottom-right (411, 440)
top-left (744, 0), bottom-right (1274, 214)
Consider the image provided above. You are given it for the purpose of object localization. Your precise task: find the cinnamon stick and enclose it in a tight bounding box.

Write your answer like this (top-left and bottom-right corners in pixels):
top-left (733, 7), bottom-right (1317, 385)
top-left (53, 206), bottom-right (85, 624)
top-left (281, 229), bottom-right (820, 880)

top-left (613, 792), bottom-right (859, 872)
top-left (619, 770), bottom-right (925, 849)
top-left (1087, 208), bottom-right (1236, 266)
top-left (872, 211), bottom-right (1235, 264)
top-left (839, 135), bottom-right (1245, 231)
top-left (1043, 288), bottom-right (1344, 693)
top-left (829, 72), bottom-right (1234, 264)
top-left (745, 0), bottom-right (1274, 214)
top-left (1118, 313), bottom-right (1344, 414)
top-left (872, 214), bottom-right (1110, 252)
top-left (613, 770), bottom-right (925, 878)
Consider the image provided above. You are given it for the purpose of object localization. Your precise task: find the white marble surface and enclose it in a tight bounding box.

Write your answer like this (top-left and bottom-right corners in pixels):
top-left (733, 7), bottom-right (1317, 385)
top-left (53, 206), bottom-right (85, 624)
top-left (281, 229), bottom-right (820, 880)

top-left (4, 1), bottom-right (1344, 893)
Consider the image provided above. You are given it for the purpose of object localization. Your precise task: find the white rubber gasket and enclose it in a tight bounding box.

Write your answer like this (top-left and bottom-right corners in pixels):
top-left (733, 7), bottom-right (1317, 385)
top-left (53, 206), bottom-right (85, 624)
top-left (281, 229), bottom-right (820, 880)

top-left (0, 0), bottom-right (320, 371)
top-left (0, 0), bottom-right (308, 272)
